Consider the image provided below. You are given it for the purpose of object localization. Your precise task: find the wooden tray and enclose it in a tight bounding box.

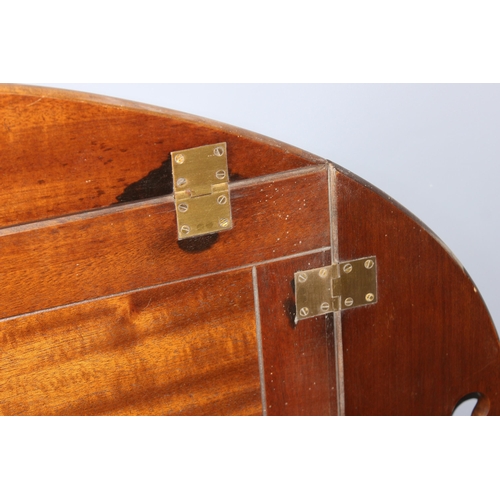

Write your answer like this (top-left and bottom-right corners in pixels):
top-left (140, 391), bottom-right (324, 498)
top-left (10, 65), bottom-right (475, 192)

top-left (0, 85), bottom-right (497, 415)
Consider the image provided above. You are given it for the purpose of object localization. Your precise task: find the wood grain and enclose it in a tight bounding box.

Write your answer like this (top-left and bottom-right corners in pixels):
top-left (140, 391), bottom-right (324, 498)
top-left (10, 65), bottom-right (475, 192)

top-left (256, 252), bottom-right (337, 415)
top-left (0, 269), bottom-right (261, 416)
top-left (0, 169), bottom-right (329, 320)
top-left (4, 84), bottom-right (499, 416)
top-left (0, 85), bottom-right (325, 228)
top-left (334, 166), bottom-right (500, 415)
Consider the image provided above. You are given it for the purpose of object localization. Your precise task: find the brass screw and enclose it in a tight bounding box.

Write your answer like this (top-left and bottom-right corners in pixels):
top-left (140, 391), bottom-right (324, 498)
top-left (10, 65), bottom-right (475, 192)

top-left (175, 154), bottom-right (185, 164)
top-left (216, 170), bottom-right (226, 180)
top-left (180, 225), bottom-right (190, 235)
top-left (343, 263), bottom-right (353, 274)
top-left (320, 302), bottom-right (330, 312)
top-left (178, 203), bottom-right (189, 213)
top-left (298, 273), bottom-right (308, 283)
top-left (366, 293), bottom-right (375, 302)
top-left (219, 218), bottom-right (230, 228)
top-left (344, 297), bottom-right (354, 307)
top-left (214, 147), bottom-right (225, 157)
top-left (299, 307), bottom-right (309, 317)
top-left (217, 195), bottom-right (228, 205)
top-left (319, 268), bottom-right (328, 278)
top-left (364, 259), bottom-right (374, 269)
top-left (177, 177), bottom-right (187, 187)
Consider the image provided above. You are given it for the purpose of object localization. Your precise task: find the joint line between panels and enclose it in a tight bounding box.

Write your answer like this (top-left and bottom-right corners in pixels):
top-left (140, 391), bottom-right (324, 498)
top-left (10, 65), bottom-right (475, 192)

top-left (329, 163), bottom-right (345, 416)
top-left (252, 266), bottom-right (268, 416)
top-left (0, 247), bottom-right (330, 324)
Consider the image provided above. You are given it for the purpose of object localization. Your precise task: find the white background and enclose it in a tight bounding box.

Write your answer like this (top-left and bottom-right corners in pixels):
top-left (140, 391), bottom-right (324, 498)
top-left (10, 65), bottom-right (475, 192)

top-left (5, 1), bottom-right (500, 497)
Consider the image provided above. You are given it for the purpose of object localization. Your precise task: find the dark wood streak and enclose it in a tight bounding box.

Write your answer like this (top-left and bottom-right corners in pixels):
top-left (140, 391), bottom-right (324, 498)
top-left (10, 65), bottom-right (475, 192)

top-left (116, 157), bottom-right (174, 203)
top-left (0, 85), bottom-right (325, 229)
top-left (177, 234), bottom-right (220, 253)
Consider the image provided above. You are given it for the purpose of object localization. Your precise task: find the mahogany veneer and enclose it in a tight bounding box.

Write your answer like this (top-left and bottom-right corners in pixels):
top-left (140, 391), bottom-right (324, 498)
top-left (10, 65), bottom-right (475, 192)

top-left (0, 85), bottom-right (496, 416)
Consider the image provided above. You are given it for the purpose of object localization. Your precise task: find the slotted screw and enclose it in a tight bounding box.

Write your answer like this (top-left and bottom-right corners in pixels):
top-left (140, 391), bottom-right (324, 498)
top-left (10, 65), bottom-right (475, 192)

top-left (320, 302), bottom-right (330, 312)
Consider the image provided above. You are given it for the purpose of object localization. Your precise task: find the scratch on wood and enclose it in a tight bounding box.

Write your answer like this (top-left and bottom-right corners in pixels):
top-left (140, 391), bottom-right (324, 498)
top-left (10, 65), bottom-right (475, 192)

top-left (26, 97), bottom-right (43, 108)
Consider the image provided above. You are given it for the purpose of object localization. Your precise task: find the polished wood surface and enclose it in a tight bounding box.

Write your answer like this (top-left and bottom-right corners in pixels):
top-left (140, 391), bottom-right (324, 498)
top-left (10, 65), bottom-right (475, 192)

top-left (0, 169), bottom-right (329, 319)
top-left (0, 85), bottom-right (498, 415)
top-left (0, 85), bottom-right (323, 228)
top-left (0, 270), bottom-right (261, 416)
top-left (335, 166), bottom-right (500, 415)
top-left (257, 252), bottom-right (337, 415)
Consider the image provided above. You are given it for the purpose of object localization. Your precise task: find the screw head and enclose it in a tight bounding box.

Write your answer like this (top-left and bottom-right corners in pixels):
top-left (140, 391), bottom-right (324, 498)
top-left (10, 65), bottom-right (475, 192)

top-left (219, 218), bottom-right (230, 228)
top-left (343, 263), bottom-right (353, 274)
top-left (344, 297), bottom-right (354, 307)
top-left (217, 195), bottom-right (228, 205)
top-left (178, 203), bottom-right (189, 213)
top-left (180, 225), bottom-right (190, 235)
top-left (214, 147), bottom-right (225, 157)
top-left (364, 259), bottom-right (374, 269)
top-left (216, 170), bottom-right (226, 180)
top-left (320, 302), bottom-right (330, 312)
top-left (298, 273), bottom-right (308, 283)
top-left (319, 268), bottom-right (328, 278)
top-left (176, 177), bottom-right (187, 188)
top-left (299, 307), bottom-right (309, 317)
top-left (175, 154), bottom-right (185, 164)
top-left (365, 293), bottom-right (375, 302)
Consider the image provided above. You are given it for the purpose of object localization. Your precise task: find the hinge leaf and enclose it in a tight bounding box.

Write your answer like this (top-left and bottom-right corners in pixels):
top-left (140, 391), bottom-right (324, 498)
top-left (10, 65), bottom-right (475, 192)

top-left (294, 257), bottom-right (377, 321)
top-left (172, 143), bottom-right (233, 240)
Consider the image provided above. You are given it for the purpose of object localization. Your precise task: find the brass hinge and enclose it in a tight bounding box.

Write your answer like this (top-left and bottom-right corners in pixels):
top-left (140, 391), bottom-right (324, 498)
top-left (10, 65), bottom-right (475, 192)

top-left (172, 143), bottom-right (233, 240)
top-left (294, 257), bottom-right (378, 322)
